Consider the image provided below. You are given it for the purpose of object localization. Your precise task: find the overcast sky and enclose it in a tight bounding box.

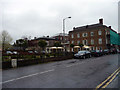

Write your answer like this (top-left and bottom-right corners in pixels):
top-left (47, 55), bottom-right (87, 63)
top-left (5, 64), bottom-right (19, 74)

top-left (0, 0), bottom-right (119, 42)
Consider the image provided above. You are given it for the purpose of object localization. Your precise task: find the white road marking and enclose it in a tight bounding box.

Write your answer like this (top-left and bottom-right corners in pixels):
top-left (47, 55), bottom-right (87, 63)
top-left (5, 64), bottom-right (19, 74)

top-left (1, 69), bottom-right (54, 84)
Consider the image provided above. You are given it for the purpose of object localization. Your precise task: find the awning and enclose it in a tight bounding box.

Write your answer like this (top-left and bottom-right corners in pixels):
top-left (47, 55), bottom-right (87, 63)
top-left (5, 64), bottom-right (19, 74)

top-left (83, 45), bottom-right (90, 48)
top-left (57, 47), bottom-right (64, 49)
top-left (50, 47), bottom-right (64, 49)
top-left (74, 46), bottom-right (80, 48)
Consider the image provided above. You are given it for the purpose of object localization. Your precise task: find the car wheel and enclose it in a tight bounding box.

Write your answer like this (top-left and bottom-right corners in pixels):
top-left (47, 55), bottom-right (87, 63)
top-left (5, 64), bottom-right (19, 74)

top-left (83, 56), bottom-right (86, 59)
top-left (89, 55), bottom-right (91, 58)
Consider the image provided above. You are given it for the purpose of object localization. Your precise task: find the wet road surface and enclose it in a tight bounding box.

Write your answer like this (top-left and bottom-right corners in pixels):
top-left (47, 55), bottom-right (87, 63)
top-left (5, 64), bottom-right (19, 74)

top-left (2, 54), bottom-right (119, 88)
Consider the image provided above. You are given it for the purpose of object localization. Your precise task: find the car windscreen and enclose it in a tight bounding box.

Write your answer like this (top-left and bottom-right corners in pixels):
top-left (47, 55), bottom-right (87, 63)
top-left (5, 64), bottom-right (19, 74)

top-left (78, 51), bottom-right (85, 54)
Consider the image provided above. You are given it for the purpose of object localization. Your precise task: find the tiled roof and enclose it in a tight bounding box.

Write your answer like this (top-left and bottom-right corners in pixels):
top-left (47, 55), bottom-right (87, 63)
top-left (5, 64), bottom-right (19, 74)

top-left (36, 37), bottom-right (57, 40)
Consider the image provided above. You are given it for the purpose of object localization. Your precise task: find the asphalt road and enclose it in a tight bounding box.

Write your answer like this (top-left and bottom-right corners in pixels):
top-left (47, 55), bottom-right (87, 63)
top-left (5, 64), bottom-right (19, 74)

top-left (1, 54), bottom-right (119, 88)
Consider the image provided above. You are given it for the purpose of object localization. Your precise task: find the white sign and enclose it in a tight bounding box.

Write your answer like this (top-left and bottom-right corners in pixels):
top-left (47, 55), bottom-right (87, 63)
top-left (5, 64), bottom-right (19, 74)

top-left (12, 59), bottom-right (17, 68)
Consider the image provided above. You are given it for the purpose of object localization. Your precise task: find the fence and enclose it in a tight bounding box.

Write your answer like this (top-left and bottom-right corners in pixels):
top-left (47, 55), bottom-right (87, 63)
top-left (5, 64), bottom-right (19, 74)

top-left (2, 51), bottom-right (74, 69)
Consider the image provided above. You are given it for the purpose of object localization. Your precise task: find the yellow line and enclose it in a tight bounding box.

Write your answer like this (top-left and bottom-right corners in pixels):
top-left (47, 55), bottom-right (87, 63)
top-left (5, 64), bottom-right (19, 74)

top-left (102, 70), bottom-right (120, 88)
top-left (96, 67), bottom-right (120, 89)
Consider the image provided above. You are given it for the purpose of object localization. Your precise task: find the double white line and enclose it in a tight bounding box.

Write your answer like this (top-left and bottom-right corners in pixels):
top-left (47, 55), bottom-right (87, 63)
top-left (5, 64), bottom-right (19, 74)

top-left (1, 69), bottom-right (54, 84)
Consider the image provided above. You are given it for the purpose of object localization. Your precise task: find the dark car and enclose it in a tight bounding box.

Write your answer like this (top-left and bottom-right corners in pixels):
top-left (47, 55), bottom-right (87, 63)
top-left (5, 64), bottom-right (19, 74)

top-left (90, 50), bottom-right (96, 57)
top-left (74, 50), bottom-right (91, 59)
top-left (91, 50), bottom-right (103, 57)
top-left (110, 49), bottom-right (117, 54)
top-left (103, 49), bottom-right (110, 55)
top-left (6, 51), bottom-right (13, 54)
top-left (117, 49), bottom-right (120, 54)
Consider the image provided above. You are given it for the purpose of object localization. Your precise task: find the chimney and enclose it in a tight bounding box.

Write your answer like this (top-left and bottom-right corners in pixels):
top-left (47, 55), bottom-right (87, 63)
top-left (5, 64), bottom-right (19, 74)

top-left (34, 37), bottom-right (36, 39)
top-left (86, 25), bottom-right (88, 28)
top-left (74, 27), bottom-right (77, 29)
top-left (109, 26), bottom-right (111, 29)
top-left (99, 18), bottom-right (103, 24)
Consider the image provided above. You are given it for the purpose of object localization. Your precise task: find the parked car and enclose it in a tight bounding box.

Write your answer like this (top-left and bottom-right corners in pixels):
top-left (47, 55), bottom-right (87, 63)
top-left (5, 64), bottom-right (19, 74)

top-left (6, 51), bottom-right (13, 54)
top-left (91, 50), bottom-right (103, 57)
top-left (90, 50), bottom-right (96, 57)
top-left (12, 51), bottom-right (18, 54)
top-left (103, 49), bottom-right (110, 55)
top-left (110, 49), bottom-right (117, 54)
top-left (74, 50), bottom-right (91, 59)
top-left (117, 49), bottom-right (120, 53)
top-left (28, 51), bottom-right (34, 54)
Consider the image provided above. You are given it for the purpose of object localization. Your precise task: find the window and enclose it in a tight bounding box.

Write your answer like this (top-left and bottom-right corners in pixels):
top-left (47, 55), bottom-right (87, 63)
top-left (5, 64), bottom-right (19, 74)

top-left (99, 38), bottom-right (102, 44)
top-left (46, 41), bottom-right (49, 46)
top-left (98, 30), bottom-right (102, 35)
top-left (82, 33), bottom-right (88, 37)
top-left (71, 34), bottom-right (74, 38)
top-left (91, 32), bottom-right (94, 36)
top-left (77, 33), bottom-right (80, 38)
top-left (91, 39), bottom-right (94, 45)
top-left (72, 41), bottom-right (74, 44)
top-left (82, 40), bottom-right (88, 45)
top-left (77, 41), bottom-right (80, 44)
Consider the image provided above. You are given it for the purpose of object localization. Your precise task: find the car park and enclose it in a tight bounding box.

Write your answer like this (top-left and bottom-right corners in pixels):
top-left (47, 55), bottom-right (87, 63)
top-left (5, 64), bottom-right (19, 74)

top-left (74, 50), bottom-right (91, 59)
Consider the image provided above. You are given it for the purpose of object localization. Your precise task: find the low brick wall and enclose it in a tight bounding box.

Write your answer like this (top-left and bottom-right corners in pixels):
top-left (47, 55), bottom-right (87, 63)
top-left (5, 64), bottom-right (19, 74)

top-left (2, 55), bottom-right (73, 69)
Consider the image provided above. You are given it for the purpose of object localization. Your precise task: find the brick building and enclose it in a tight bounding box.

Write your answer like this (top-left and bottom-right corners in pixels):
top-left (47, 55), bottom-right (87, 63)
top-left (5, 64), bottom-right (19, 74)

top-left (69, 18), bottom-right (117, 52)
top-left (52, 33), bottom-right (70, 52)
top-left (52, 33), bottom-right (69, 43)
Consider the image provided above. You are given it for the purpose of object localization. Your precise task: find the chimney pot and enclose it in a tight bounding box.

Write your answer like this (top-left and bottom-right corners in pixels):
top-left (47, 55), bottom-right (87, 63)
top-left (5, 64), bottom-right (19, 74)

top-left (109, 26), bottom-right (111, 29)
top-left (73, 27), bottom-right (76, 30)
top-left (99, 18), bottom-right (103, 24)
top-left (34, 37), bottom-right (36, 39)
top-left (86, 25), bottom-right (88, 28)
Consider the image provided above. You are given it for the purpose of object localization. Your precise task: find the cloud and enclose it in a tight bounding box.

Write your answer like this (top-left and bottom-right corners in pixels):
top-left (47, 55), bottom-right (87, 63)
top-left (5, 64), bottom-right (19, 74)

top-left (0, 0), bottom-right (119, 42)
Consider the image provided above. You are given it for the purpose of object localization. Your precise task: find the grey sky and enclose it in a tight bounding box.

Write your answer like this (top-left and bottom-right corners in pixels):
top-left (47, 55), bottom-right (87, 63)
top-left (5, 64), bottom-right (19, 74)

top-left (0, 0), bottom-right (119, 42)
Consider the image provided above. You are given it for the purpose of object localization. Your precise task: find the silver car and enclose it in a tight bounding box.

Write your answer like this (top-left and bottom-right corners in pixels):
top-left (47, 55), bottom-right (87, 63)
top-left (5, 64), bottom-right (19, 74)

top-left (74, 50), bottom-right (91, 59)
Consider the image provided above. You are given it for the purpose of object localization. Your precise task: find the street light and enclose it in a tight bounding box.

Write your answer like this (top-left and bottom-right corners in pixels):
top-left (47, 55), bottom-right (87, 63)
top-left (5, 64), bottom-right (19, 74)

top-left (63, 16), bottom-right (71, 52)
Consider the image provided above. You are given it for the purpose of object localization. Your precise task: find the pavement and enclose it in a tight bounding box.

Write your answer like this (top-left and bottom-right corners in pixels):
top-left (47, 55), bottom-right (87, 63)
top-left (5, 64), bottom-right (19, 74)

top-left (1, 54), bottom-right (119, 88)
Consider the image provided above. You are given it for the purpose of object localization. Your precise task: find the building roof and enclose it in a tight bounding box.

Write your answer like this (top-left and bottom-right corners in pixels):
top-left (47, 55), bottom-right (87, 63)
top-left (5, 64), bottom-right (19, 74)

top-left (36, 37), bottom-right (57, 40)
top-left (69, 18), bottom-right (117, 33)
top-left (75, 23), bottom-right (106, 30)
top-left (30, 36), bottom-right (58, 41)
top-left (52, 33), bottom-right (68, 37)
top-left (69, 23), bottom-right (107, 33)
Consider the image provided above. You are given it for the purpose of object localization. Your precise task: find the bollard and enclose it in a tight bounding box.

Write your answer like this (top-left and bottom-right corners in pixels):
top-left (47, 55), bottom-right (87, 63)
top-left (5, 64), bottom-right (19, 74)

top-left (11, 59), bottom-right (17, 68)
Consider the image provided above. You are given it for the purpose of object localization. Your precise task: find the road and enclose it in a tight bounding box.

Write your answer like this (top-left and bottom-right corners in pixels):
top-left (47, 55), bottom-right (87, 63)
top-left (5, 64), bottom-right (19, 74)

top-left (1, 54), bottom-right (119, 88)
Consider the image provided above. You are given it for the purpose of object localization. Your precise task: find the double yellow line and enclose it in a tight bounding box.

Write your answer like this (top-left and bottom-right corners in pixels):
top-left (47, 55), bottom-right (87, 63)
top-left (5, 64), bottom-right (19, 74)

top-left (96, 67), bottom-right (120, 89)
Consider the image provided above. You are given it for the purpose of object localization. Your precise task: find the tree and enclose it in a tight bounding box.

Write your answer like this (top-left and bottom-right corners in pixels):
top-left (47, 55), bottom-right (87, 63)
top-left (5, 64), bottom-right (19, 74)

top-left (70, 44), bottom-right (74, 52)
top-left (70, 44), bottom-right (74, 48)
top-left (0, 30), bottom-right (13, 51)
top-left (54, 42), bottom-right (62, 47)
top-left (79, 43), bottom-right (84, 50)
top-left (14, 39), bottom-right (28, 50)
top-left (38, 40), bottom-right (47, 52)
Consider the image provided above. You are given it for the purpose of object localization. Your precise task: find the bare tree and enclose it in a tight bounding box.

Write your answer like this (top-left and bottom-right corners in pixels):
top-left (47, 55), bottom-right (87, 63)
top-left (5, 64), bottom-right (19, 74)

top-left (0, 30), bottom-right (13, 51)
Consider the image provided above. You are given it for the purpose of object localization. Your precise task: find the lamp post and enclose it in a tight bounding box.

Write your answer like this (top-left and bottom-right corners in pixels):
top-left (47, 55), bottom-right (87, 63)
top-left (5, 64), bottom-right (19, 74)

top-left (63, 16), bottom-right (71, 52)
